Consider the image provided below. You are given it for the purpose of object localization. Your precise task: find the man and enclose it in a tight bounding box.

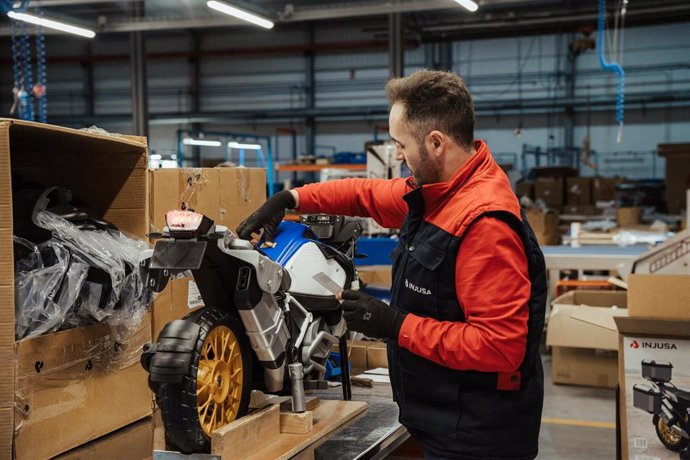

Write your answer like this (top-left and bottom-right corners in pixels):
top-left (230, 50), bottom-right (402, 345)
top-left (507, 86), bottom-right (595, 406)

top-left (237, 70), bottom-right (546, 460)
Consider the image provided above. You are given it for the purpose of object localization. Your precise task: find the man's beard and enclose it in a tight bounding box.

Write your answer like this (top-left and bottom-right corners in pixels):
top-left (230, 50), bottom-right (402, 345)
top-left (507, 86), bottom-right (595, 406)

top-left (409, 143), bottom-right (443, 186)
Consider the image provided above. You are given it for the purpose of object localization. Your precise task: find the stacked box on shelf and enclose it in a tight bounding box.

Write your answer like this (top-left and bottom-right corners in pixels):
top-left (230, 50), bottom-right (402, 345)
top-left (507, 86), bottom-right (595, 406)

top-left (565, 177), bottom-right (592, 206)
top-left (0, 119), bottom-right (153, 459)
top-left (657, 143), bottom-right (690, 214)
top-left (592, 177), bottom-right (623, 203)
top-left (534, 178), bottom-right (563, 209)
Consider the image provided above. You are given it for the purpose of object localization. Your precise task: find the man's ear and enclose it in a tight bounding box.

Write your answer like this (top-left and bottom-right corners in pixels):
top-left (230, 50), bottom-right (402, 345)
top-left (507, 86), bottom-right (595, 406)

top-left (427, 130), bottom-right (445, 157)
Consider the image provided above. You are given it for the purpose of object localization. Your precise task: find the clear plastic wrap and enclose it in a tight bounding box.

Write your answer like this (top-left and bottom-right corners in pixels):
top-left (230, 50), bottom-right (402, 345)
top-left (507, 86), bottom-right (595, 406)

top-left (15, 238), bottom-right (65, 339)
top-left (14, 210), bottom-right (153, 340)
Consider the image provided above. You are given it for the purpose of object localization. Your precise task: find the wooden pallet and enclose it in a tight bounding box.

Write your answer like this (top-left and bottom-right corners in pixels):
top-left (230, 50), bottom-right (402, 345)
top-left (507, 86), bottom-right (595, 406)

top-left (211, 399), bottom-right (367, 460)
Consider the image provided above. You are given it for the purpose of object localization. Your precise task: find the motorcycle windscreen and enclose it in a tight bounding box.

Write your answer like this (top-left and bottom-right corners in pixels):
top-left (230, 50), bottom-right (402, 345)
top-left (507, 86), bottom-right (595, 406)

top-left (150, 240), bottom-right (207, 270)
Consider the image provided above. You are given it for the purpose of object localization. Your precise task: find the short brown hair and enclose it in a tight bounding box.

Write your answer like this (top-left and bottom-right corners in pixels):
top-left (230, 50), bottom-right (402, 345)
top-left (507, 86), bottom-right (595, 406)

top-left (385, 70), bottom-right (475, 149)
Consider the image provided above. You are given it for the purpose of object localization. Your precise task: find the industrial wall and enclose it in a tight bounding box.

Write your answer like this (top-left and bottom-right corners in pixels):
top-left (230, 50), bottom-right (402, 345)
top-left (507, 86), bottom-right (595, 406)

top-left (0, 18), bottom-right (687, 180)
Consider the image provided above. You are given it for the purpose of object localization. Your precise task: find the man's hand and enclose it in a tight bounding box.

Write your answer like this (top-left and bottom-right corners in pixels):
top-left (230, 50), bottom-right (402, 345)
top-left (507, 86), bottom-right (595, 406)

top-left (236, 190), bottom-right (296, 245)
top-left (340, 290), bottom-right (407, 340)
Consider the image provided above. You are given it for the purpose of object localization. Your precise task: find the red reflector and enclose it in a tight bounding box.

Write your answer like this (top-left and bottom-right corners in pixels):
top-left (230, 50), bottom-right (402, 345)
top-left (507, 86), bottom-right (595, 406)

top-left (166, 209), bottom-right (203, 231)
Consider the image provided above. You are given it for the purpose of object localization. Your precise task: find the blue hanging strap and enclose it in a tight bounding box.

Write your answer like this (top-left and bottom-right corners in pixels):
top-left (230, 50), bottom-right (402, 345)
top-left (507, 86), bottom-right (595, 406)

top-left (21, 21), bottom-right (35, 121)
top-left (11, 21), bottom-right (23, 116)
top-left (34, 2), bottom-right (48, 123)
top-left (597, 0), bottom-right (625, 142)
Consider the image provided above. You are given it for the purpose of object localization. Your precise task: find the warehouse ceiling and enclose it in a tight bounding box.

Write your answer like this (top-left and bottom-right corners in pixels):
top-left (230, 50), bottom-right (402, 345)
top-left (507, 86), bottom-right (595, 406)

top-left (1, 0), bottom-right (689, 39)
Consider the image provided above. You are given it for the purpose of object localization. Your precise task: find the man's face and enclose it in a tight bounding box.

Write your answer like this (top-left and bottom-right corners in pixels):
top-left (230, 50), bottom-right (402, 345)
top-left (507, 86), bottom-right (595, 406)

top-left (389, 103), bottom-right (442, 186)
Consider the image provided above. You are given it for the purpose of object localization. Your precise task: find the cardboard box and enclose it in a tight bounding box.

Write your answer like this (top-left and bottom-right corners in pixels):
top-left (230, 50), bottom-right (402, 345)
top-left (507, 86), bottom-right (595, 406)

top-left (534, 177), bottom-right (563, 208)
top-left (615, 316), bottom-right (690, 460)
top-left (592, 177), bottom-right (623, 202)
top-left (627, 274), bottom-right (690, 320)
top-left (616, 207), bottom-right (642, 227)
top-left (56, 417), bottom-right (153, 460)
top-left (149, 167), bottom-right (266, 235)
top-left (357, 265), bottom-right (392, 287)
top-left (551, 347), bottom-right (618, 388)
top-left (0, 119), bottom-right (152, 458)
top-left (547, 290), bottom-right (628, 388)
top-left (335, 340), bottom-right (387, 371)
top-left (514, 180), bottom-right (534, 199)
top-left (524, 208), bottom-right (560, 246)
top-left (149, 167), bottom-right (266, 339)
top-left (657, 143), bottom-right (690, 214)
top-left (566, 177), bottom-right (592, 206)
top-left (366, 341), bottom-right (388, 369)
top-left (14, 316), bottom-right (152, 459)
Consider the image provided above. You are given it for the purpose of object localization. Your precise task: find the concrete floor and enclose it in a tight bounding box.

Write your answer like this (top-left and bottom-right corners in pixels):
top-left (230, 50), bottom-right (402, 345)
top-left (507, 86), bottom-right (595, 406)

top-left (538, 353), bottom-right (617, 460)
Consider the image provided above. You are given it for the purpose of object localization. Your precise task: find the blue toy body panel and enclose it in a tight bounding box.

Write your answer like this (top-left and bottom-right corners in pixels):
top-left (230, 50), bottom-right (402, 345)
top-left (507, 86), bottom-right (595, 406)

top-left (260, 221), bottom-right (312, 266)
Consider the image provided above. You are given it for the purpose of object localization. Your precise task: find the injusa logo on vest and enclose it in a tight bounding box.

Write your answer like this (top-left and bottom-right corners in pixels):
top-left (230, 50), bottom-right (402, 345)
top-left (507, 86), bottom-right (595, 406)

top-left (404, 278), bottom-right (432, 295)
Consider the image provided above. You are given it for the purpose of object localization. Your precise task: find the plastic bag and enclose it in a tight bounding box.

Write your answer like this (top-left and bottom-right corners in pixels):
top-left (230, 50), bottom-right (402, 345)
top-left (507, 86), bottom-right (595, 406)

top-left (14, 238), bottom-right (89, 339)
top-left (14, 211), bottom-right (153, 338)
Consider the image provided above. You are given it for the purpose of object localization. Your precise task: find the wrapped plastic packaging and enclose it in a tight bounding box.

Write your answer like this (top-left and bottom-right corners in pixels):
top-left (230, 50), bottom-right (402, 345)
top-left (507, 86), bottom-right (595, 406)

top-left (14, 210), bottom-right (153, 340)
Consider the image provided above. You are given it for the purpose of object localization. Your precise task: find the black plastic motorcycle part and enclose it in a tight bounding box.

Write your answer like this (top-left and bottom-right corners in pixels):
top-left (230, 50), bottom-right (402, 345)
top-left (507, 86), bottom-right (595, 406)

top-left (151, 240), bottom-right (208, 271)
top-left (145, 320), bottom-right (201, 385)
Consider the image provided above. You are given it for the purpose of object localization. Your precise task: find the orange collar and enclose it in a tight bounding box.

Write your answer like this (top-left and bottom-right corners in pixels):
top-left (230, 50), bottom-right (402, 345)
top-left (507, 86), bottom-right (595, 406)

top-left (404, 140), bottom-right (495, 211)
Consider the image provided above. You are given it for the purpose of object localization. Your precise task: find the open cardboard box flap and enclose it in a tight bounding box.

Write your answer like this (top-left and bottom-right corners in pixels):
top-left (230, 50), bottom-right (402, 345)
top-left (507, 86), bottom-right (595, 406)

top-left (547, 305), bottom-right (621, 350)
top-left (570, 306), bottom-right (628, 332)
top-left (546, 290), bottom-right (628, 351)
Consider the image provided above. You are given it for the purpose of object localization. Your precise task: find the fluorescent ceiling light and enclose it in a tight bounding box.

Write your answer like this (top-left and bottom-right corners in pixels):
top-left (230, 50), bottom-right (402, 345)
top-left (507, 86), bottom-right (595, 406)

top-left (7, 11), bottom-right (96, 38)
top-left (228, 141), bottom-right (262, 150)
top-left (207, 1), bottom-right (274, 29)
top-left (453, 0), bottom-right (479, 12)
top-left (183, 138), bottom-right (222, 147)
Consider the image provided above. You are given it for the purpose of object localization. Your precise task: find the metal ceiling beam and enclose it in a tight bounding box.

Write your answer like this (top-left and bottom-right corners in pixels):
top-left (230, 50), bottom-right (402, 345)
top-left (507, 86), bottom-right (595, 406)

top-left (44, 90), bottom-right (690, 127)
top-left (0, 0), bottom-right (541, 35)
top-left (38, 0), bottom-right (140, 5)
top-left (2, 0), bottom-right (688, 35)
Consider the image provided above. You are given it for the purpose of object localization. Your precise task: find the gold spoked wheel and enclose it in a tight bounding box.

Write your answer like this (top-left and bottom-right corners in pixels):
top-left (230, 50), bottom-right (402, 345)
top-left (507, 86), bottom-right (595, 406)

top-left (196, 325), bottom-right (244, 436)
top-left (657, 416), bottom-right (683, 447)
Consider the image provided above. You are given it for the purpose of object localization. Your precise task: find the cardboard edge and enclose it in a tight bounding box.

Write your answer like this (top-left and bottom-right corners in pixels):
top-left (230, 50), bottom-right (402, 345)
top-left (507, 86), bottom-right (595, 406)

top-left (0, 118), bottom-right (146, 148)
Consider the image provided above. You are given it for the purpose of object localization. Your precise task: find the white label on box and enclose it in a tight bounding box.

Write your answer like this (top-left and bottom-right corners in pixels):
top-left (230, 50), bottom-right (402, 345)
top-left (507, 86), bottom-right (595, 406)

top-left (631, 437), bottom-right (648, 449)
top-left (188, 281), bottom-right (205, 308)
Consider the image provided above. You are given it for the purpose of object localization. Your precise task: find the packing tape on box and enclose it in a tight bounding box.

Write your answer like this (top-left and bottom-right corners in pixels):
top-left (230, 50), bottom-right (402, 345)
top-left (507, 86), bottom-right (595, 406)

top-left (15, 320), bottom-right (149, 383)
top-left (237, 167), bottom-right (250, 204)
top-left (179, 168), bottom-right (206, 211)
top-left (12, 312), bottom-right (150, 434)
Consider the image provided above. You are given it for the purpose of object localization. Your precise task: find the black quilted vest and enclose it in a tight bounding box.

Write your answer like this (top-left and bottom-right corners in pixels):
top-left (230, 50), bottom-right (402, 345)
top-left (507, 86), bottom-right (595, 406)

top-left (387, 187), bottom-right (547, 460)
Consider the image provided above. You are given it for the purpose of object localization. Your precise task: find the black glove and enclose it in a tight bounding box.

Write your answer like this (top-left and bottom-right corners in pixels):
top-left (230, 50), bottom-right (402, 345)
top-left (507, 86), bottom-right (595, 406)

top-left (340, 290), bottom-right (407, 340)
top-left (236, 190), bottom-right (296, 244)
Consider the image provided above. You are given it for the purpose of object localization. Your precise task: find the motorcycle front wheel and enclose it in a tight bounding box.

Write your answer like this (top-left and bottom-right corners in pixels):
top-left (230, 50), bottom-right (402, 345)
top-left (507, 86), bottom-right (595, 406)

top-left (654, 413), bottom-right (690, 452)
top-left (157, 308), bottom-right (253, 453)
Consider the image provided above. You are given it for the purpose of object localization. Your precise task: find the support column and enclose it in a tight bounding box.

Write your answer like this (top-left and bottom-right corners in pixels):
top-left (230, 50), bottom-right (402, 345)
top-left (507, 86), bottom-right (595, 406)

top-left (438, 41), bottom-right (453, 71)
top-left (564, 33), bottom-right (577, 153)
top-left (305, 25), bottom-right (316, 158)
top-left (129, 1), bottom-right (148, 137)
top-left (190, 31), bottom-right (202, 166)
top-left (84, 42), bottom-right (95, 117)
top-left (388, 13), bottom-right (404, 78)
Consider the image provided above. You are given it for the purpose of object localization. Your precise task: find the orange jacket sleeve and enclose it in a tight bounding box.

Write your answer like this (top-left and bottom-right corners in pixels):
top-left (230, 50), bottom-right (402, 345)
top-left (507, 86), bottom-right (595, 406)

top-left (295, 178), bottom-right (410, 229)
top-left (398, 216), bottom-right (531, 372)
